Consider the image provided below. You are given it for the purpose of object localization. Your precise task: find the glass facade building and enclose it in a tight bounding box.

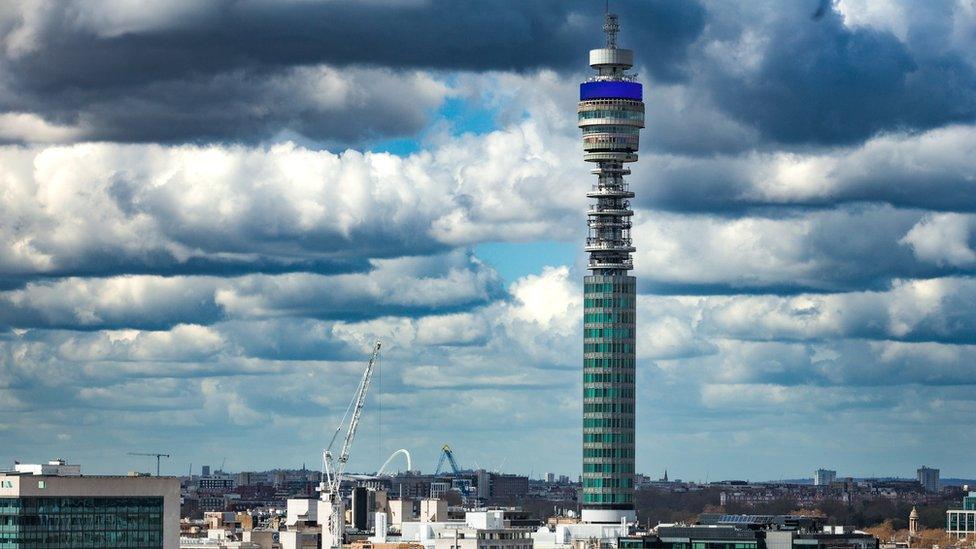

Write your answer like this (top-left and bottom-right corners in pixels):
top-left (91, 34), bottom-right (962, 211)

top-left (0, 496), bottom-right (164, 548)
top-left (947, 491), bottom-right (976, 538)
top-left (578, 12), bottom-right (643, 523)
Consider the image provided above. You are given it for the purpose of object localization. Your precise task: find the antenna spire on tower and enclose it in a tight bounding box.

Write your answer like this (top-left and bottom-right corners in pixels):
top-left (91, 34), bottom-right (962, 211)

top-left (603, 11), bottom-right (620, 49)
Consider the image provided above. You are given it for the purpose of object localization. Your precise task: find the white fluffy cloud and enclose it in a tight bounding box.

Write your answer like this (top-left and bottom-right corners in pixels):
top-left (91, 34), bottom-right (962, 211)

top-left (901, 213), bottom-right (976, 267)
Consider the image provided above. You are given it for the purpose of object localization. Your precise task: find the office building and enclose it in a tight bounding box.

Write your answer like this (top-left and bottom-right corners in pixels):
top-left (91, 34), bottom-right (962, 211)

top-left (946, 491), bottom-right (976, 538)
top-left (353, 487), bottom-right (371, 531)
top-left (813, 469), bottom-right (836, 486)
top-left (579, 9), bottom-right (643, 525)
top-left (619, 514), bottom-right (878, 549)
top-left (917, 466), bottom-right (939, 493)
top-left (487, 474), bottom-right (529, 502)
top-left (0, 461), bottom-right (180, 548)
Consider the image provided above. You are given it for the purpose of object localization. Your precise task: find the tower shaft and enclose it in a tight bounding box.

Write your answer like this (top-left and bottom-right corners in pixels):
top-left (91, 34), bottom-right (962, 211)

top-left (578, 11), bottom-right (644, 524)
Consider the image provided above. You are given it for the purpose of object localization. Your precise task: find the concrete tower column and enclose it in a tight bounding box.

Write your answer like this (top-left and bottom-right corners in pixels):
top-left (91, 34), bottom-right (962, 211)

top-left (578, 11), bottom-right (643, 524)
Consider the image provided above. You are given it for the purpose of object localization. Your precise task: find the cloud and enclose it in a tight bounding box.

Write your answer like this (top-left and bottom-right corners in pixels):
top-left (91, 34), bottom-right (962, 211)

top-left (3, 0), bottom-right (976, 480)
top-left (0, 251), bottom-right (503, 330)
top-left (0, 132), bottom-right (581, 283)
top-left (0, 65), bottom-right (451, 146)
top-left (0, 1), bottom-right (705, 144)
top-left (901, 213), bottom-right (976, 267)
top-left (699, 277), bottom-right (976, 344)
top-left (632, 205), bottom-right (970, 293)
top-left (0, 112), bottom-right (85, 142)
top-left (633, 124), bottom-right (976, 213)
top-left (700, 0), bottom-right (976, 145)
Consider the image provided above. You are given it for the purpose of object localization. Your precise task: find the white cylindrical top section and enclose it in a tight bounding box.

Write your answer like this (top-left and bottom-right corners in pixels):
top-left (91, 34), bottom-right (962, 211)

top-left (581, 508), bottom-right (636, 524)
top-left (589, 48), bottom-right (634, 68)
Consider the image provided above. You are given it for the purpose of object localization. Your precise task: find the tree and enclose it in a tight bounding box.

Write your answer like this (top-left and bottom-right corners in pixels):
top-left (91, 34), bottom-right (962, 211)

top-left (863, 520), bottom-right (895, 543)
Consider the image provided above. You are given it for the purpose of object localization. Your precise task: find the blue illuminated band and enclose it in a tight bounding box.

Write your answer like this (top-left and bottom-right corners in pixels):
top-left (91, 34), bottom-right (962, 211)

top-left (579, 81), bottom-right (643, 101)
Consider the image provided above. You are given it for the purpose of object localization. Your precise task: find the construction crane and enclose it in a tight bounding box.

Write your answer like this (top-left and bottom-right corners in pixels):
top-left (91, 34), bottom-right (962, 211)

top-left (434, 444), bottom-right (473, 502)
top-left (127, 452), bottom-right (171, 476)
top-left (320, 341), bottom-right (381, 549)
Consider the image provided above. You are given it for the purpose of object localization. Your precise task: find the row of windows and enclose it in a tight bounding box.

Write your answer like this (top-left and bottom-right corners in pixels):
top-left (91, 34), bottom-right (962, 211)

top-left (584, 417), bottom-right (634, 429)
top-left (583, 372), bottom-right (634, 384)
top-left (584, 358), bottom-right (635, 369)
top-left (0, 497), bottom-right (163, 549)
top-left (584, 343), bottom-right (634, 353)
top-left (584, 402), bottom-right (634, 413)
top-left (584, 297), bottom-right (634, 308)
top-left (0, 499), bottom-right (160, 513)
top-left (581, 492), bottom-right (634, 504)
top-left (584, 462), bottom-right (635, 474)
top-left (690, 543), bottom-right (757, 549)
top-left (584, 387), bottom-right (634, 399)
top-left (583, 477), bottom-right (634, 489)
top-left (583, 312), bottom-right (635, 323)
top-left (583, 447), bottom-right (634, 458)
top-left (583, 135), bottom-right (640, 148)
top-left (584, 328), bottom-right (633, 339)
top-left (578, 109), bottom-right (645, 121)
top-left (0, 531), bottom-right (162, 546)
top-left (583, 432), bottom-right (635, 444)
top-left (582, 125), bottom-right (641, 135)
top-left (0, 514), bottom-right (161, 528)
top-left (579, 99), bottom-right (643, 108)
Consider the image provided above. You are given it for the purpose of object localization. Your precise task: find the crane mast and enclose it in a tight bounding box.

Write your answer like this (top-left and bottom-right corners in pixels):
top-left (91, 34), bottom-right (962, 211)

top-left (126, 452), bottom-right (170, 476)
top-left (434, 444), bottom-right (472, 502)
top-left (320, 341), bottom-right (381, 549)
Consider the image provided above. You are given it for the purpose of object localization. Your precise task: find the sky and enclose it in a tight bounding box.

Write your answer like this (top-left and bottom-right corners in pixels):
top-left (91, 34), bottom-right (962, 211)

top-left (1, 0), bottom-right (975, 482)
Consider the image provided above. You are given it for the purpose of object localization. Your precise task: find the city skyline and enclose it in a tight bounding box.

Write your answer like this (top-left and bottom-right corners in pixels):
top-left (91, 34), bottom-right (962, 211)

top-left (1, 0), bottom-right (976, 481)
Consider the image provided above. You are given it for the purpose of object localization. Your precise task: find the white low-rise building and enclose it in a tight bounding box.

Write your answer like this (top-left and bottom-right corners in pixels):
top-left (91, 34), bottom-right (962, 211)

top-left (531, 522), bottom-right (629, 549)
top-left (395, 509), bottom-right (533, 549)
top-left (13, 458), bottom-right (81, 477)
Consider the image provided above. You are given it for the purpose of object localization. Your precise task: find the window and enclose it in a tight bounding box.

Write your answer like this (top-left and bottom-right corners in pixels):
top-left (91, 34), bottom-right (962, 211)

top-left (0, 496), bottom-right (164, 548)
top-left (37, 480), bottom-right (45, 489)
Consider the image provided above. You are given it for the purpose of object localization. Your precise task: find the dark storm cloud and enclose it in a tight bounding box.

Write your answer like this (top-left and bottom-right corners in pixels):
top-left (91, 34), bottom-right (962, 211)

top-left (3, 0), bottom-right (973, 148)
top-left (0, 254), bottom-right (370, 292)
top-left (0, 0), bottom-right (705, 144)
top-left (5, 1), bottom-right (704, 86)
top-left (703, 1), bottom-right (976, 146)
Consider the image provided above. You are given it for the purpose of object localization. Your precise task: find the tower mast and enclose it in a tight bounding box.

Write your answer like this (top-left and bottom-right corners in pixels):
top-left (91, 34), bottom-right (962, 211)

top-left (577, 9), bottom-right (643, 524)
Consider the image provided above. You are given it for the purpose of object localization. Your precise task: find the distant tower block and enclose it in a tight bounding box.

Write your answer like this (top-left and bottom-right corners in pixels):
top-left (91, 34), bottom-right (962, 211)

top-left (579, 10), bottom-right (643, 525)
